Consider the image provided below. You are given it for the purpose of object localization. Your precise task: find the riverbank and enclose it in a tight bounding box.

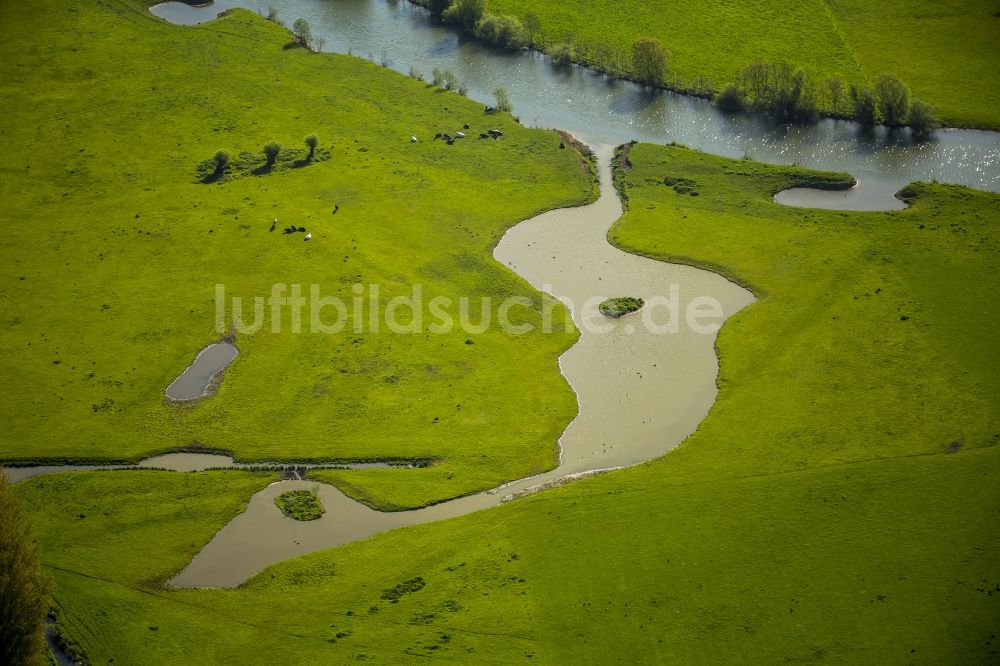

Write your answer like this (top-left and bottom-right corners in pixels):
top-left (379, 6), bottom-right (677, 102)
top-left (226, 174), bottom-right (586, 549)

top-left (413, 0), bottom-right (1000, 130)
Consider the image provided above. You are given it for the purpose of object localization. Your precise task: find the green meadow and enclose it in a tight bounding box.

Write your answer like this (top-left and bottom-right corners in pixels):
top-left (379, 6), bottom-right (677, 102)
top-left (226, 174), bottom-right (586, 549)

top-left (13, 139), bottom-right (1000, 661)
top-left (3, 0), bottom-right (999, 663)
top-left (0, 0), bottom-right (595, 506)
top-left (482, 0), bottom-right (1000, 128)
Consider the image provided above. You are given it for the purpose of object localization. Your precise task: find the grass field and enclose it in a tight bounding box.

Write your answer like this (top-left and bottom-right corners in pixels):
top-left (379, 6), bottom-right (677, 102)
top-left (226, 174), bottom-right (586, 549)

top-left (14, 143), bottom-right (999, 662)
top-left (0, 0), bottom-right (596, 506)
top-left (480, 0), bottom-right (1000, 128)
top-left (5, 0), bottom-right (998, 662)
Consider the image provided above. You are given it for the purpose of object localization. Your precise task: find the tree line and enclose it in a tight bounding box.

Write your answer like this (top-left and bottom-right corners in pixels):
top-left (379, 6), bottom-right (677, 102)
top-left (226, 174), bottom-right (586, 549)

top-left (717, 63), bottom-right (936, 133)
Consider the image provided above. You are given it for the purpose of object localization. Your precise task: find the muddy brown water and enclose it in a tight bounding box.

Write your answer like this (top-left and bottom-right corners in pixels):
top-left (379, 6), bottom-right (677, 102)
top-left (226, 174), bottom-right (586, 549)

top-left (170, 145), bottom-right (755, 587)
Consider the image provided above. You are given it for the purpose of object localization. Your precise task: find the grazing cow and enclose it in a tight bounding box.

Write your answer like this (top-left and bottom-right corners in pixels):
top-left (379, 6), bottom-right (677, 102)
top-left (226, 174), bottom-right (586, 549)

top-left (333, 205), bottom-right (339, 214)
top-left (442, 133), bottom-right (451, 141)
top-left (446, 138), bottom-right (455, 145)
top-left (297, 226), bottom-right (306, 232)
top-left (455, 132), bottom-right (465, 139)
top-left (479, 133), bottom-right (489, 139)
top-left (484, 106), bottom-right (496, 113)
top-left (434, 133), bottom-right (442, 140)
top-left (411, 135), bottom-right (417, 143)
top-left (463, 123), bottom-right (471, 129)
top-left (559, 142), bottom-right (566, 149)
top-left (304, 232), bottom-right (312, 241)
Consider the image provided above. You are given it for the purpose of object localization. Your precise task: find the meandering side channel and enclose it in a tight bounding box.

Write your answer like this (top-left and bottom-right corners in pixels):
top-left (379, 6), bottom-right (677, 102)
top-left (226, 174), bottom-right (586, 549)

top-left (168, 144), bottom-right (754, 588)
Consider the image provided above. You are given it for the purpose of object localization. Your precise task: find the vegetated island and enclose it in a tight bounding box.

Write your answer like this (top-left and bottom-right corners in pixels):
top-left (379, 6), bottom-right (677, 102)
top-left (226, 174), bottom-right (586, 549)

top-left (599, 296), bottom-right (645, 318)
top-left (275, 488), bottom-right (325, 521)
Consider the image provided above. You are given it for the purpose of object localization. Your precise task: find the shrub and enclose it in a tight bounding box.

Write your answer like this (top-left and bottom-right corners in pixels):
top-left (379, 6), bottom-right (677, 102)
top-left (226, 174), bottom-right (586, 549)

top-left (442, 70), bottom-right (459, 90)
top-left (549, 42), bottom-right (574, 65)
top-left (442, 0), bottom-right (485, 29)
top-left (493, 86), bottom-right (512, 112)
top-left (874, 73), bottom-right (910, 126)
top-left (262, 141), bottom-right (282, 166)
top-left (408, 66), bottom-right (425, 81)
top-left (632, 37), bottom-right (668, 87)
top-left (292, 18), bottom-right (312, 47)
top-left (474, 14), bottom-right (528, 49)
top-left (426, 0), bottom-right (452, 14)
top-left (212, 150), bottom-right (229, 174)
top-left (826, 76), bottom-right (845, 114)
top-left (304, 134), bottom-right (318, 160)
top-left (0, 472), bottom-right (51, 666)
top-left (431, 68), bottom-right (444, 86)
top-left (736, 61), bottom-right (817, 123)
top-left (908, 99), bottom-right (937, 135)
top-left (522, 12), bottom-right (541, 46)
top-left (851, 85), bottom-right (879, 125)
top-left (716, 84), bottom-right (745, 113)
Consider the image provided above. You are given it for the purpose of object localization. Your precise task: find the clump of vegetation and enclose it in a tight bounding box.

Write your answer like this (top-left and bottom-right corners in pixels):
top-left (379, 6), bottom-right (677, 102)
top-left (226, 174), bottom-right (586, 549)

top-left (851, 84), bottom-right (879, 125)
top-left (0, 472), bottom-right (51, 666)
top-left (549, 42), bottom-right (574, 66)
top-left (474, 14), bottom-right (527, 50)
top-left (632, 37), bottom-right (668, 87)
top-left (908, 99), bottom-right (937, 136)
top-left (291, 18), bottom-right (311, 48)
top-left (195, 141), bottom-right (330, 184)
top-left (275, 487), bottom-right (325, 521)
top-left (442, 0), bottom-right (484, 29)
top-left (715, 84), bottom-right (745, 113)
top-left (408, 66), bottom-right (425, 82)
top-left (874, 73), bottom-right (910, 126)
top-left (431, 68), bottom-right (461, 91)
top-left (734, 61), bottom-right (818, 123)
top-left (663, 175), bottom-right (699, 195)
top-left (599, 296), bottom-right (645, 318)
top-left (212, 150), bottom-right (229, 177)
top-left (493, 86), bottom-right (512, 113)
top-left (304, 134), bottom-right (318, 161)
top-left (262, 141), bottom-right (282, 168)
top-left (380, 576), bottom-right (426, 603)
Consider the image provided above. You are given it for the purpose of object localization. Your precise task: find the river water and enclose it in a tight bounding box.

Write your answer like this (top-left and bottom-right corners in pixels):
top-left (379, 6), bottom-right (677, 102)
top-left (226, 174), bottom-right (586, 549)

top-left (151, 0), bottom-right (999, 210)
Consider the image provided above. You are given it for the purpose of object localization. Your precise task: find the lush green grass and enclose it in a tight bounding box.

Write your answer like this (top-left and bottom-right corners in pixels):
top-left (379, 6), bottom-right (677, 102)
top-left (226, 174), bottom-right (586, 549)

top-left (274, 488), bottom-right (324, 520)
top-left (0, 0), bottom-right (595, 505)
top-left (15, 143), bottom-right (999, 662)
top-left (479, 0), bottom-right (1000, 127)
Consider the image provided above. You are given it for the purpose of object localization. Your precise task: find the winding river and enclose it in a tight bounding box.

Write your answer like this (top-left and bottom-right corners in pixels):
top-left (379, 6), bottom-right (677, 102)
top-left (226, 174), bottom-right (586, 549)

top-left (169, 146), bottom-right (754, 587)
top-left (14, 1), bottom-right (998, 587)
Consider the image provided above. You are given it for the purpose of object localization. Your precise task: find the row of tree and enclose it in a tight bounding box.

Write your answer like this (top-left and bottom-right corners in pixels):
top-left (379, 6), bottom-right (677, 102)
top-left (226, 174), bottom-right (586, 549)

top-left (211, 135), bottom-right (320, 176)
top-left (716, 63), bottom-right (936, 132)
